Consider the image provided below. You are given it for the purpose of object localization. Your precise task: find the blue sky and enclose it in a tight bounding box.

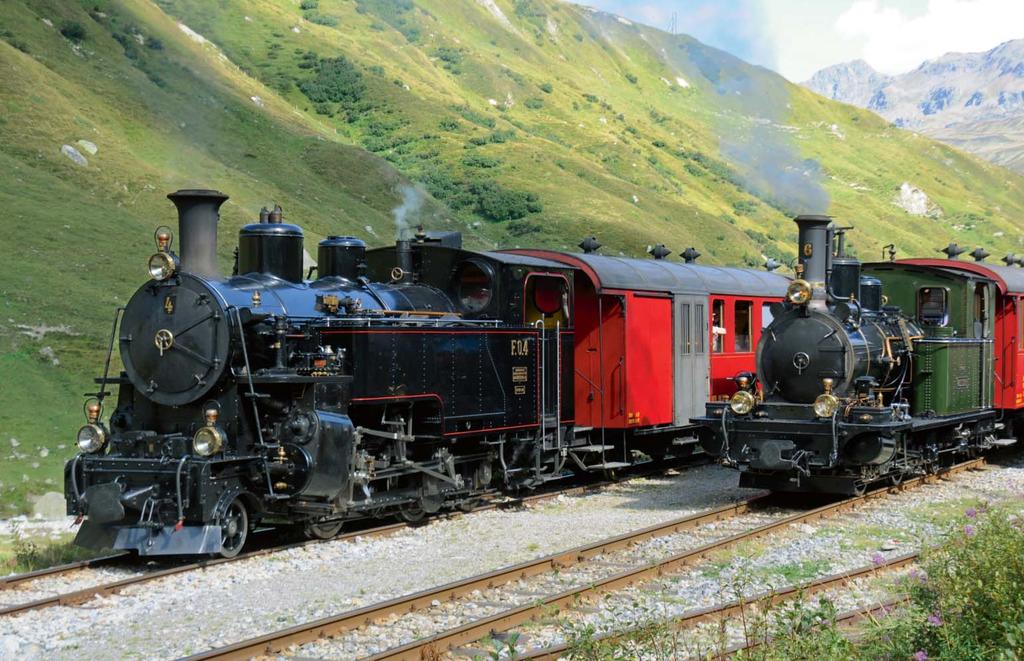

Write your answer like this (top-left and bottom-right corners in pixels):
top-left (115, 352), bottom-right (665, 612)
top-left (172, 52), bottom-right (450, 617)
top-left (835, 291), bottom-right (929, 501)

top-left (584, 0), bottom-right (1024, 81)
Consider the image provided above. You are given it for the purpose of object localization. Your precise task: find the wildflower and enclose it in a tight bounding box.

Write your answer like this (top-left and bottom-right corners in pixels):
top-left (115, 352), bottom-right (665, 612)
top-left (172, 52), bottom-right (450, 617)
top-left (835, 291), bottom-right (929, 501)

top-left (927, 613), bottom-right (943, 626)
top-left (914, 651), bottom-right (929, 661)
top-left (965, 507), bottom-right (977, 519)
top-left (964, 524), bottom-right (976, 537)
top-left (871, 552), bottom-right (886, 566)
top-left (907, 568), bottom-right (928, 584)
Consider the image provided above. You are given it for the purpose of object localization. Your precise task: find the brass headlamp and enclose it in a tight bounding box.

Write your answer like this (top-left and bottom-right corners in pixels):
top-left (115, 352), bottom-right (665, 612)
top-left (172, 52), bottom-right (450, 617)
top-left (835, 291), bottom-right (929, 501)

top-left (813, 378), bottom-right (840, 418)
top-left (786, 279), bottom-right (812, 305)
top-left (148, 226), bottom-right (179, 281)
top-left (193, 404), bottom-right (226, 456)
top-left (729, 390), bottom-right (756, 415)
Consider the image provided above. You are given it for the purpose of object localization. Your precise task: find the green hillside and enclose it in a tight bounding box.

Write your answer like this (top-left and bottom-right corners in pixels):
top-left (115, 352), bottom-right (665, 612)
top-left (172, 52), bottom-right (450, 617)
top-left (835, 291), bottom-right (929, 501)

top-left (1, 0), bottom-right (1023, 512)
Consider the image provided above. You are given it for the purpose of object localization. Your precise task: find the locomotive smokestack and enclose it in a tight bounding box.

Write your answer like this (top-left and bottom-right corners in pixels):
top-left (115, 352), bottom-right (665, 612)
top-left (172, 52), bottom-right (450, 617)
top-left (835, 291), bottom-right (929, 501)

top-left (793, 214), bottom-right (833, 303)
top-left (167, 189), bottom-right (228, 279)
top-left (395, 238), bottom-right (413, 283)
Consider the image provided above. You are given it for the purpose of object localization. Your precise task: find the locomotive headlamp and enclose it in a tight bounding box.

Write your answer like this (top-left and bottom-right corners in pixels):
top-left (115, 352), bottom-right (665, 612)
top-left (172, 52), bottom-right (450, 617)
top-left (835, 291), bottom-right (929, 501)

top-left (86, 401), bottom-right (102, 424)
top-left (786, 279), bottom-right (812, 306)
top-left (76, 424), bottom-right (107, 453)
top-left (193, 425), bottom-right (226, 457)
top-left (813, 393), bottom-right (840, 418)
top-left (148, 251), bottom-right (179, 281)
top-left (736, 375), bottom-right (751, 390)
top-left (730, 390), bottom-right (756, 415)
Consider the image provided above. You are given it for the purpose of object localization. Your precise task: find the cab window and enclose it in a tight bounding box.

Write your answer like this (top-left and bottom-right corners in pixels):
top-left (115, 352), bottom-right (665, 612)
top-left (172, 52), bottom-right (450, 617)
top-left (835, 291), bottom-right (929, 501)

top-left (734, 301), bottom-right (752, 352)
top-left (712, 299), bottom-right (726, 353)
top-left (918, 287), bottom-right (948, 326)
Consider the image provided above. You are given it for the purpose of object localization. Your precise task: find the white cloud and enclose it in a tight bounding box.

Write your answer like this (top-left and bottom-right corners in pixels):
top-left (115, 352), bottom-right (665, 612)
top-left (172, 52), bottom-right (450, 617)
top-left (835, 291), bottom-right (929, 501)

top-left (836, 0), bottom-right (1024, 74)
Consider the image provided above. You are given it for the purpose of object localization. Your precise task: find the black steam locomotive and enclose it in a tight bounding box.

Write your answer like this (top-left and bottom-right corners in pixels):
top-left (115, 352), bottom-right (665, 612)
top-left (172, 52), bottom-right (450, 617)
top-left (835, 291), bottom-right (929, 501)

top-left (696, 215), bottom-right (1008, 494)
top-left (66, 189), bottom-right (578, 557)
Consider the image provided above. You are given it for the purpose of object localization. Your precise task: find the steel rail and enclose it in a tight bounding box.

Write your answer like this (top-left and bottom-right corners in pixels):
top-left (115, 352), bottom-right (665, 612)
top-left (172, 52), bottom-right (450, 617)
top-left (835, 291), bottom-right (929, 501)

top-left (181, 496), bottom-right (768, 661)
top-left (180, 458), bottom-right (983, 660)
top-left (520, 554), bottom-right (919, 660)
top-left (0, 461), bottom-right (695, 617)
top-left (359, 459), bottom-right (982, 661)
top-left (0, 552), bottom-right (128, 590)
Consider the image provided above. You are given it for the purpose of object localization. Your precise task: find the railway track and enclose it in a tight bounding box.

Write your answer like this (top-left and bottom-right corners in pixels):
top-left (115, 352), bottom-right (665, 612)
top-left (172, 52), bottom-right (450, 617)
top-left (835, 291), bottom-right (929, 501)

top-left (185, 457), bottom-right (984, 661)
top-left (0, 460), bottom-right (696, 618)
top-left (520, 552), bottom-right (919, 660)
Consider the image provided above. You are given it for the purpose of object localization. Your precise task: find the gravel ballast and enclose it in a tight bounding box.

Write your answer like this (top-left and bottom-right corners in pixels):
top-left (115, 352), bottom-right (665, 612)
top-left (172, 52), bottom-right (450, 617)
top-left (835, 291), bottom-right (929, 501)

top-left (1, 465), bottom-right (758, 659)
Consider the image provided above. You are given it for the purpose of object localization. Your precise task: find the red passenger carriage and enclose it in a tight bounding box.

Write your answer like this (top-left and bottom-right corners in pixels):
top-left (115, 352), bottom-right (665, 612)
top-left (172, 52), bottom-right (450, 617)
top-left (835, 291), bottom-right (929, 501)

top-left (507, 248), bottom-right (789, 462)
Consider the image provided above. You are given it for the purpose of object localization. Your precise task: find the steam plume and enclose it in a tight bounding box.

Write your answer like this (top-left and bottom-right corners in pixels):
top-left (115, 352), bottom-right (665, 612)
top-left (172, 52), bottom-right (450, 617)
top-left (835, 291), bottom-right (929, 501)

top-left (392, 184), bottom-right (427, 240)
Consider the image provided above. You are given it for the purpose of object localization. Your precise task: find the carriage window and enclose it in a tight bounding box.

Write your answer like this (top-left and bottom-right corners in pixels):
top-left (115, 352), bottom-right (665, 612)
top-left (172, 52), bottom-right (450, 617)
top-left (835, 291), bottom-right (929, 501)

top-left (712, 299), bottom-right (726, 353)
top-left (694, 303), bottom-right (705, 354)
top-left (762, 303), bottom-right (774, 328)
top-left (918, 287), bottom-right (949, 326)
top-left (734, 301), bottom-right (752, 352)
top-left (680, 303), bottom-right (691, 354)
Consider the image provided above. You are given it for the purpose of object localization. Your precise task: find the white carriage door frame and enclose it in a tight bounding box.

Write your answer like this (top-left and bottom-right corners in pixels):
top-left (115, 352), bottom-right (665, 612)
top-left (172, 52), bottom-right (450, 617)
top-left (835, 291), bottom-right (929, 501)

top-left (673, 295), bottom-right (709, 426)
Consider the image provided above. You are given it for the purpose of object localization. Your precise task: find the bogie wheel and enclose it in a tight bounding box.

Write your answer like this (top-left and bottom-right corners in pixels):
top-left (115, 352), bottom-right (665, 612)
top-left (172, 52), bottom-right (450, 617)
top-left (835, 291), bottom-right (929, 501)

top-left (219, 497), bottom-right (248, 559)
top-left (602, 468), bottom-right (620, 483)
top-left (304, 519), bottom-right (344, 540)
top-left (398, 504), bottom-right (427, 524)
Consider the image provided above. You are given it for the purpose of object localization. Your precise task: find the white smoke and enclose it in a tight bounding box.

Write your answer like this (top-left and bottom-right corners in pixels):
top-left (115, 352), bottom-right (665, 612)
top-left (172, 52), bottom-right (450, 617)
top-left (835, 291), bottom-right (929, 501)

top-left (391, 184), bottom-right (427, 240)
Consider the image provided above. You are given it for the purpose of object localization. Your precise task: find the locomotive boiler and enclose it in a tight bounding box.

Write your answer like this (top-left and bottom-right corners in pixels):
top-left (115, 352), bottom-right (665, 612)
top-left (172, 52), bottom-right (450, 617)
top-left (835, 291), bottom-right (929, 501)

top-left (696, 215), bottom-right (942, 494)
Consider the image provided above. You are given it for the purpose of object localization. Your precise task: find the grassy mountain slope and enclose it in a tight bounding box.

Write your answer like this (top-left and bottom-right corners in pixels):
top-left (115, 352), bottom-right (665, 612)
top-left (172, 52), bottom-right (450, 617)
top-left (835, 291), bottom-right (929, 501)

top-left (1, 0), bottom-right (1023, 511)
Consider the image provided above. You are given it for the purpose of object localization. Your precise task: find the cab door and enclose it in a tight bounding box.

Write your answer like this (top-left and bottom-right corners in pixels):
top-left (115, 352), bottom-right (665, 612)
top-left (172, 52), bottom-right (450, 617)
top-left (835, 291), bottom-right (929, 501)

top-left (674, 295), bottom-right (709, 425)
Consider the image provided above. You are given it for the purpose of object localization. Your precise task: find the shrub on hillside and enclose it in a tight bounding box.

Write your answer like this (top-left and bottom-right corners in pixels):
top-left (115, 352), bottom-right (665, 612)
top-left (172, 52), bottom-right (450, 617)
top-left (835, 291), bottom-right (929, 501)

top-left (304, 12), bottom-right (340, 27)
top-left (470, 181), bottom-right (542, 221)
top-left (300, 0), bottom-right (319, 9)
top-left (438, 117), bottom-right (460, 131)
top-left (60, 21), bottom-right (87, 42)
top-left (486, 130), bottom-right (515, 144)
top-left (299, 56), bottom-right (365, 104)
top-left (733, 200), bottom-right (759, 216)
top-left (462, 154), bottom-right (502, 168)
top-left (539, 81), bottom-right (553, 94)
top-left (452, 105), bottom-right (495, 128)
top-left (434, 47), bottom-right (463, 74)
top-left (524, 98), bottom-right (544, 110)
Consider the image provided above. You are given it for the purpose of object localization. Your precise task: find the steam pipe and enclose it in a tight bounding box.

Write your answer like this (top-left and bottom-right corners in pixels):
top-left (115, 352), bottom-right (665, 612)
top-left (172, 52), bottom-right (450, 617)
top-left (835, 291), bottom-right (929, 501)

top-left (167, 189), bottom-right (228, 279)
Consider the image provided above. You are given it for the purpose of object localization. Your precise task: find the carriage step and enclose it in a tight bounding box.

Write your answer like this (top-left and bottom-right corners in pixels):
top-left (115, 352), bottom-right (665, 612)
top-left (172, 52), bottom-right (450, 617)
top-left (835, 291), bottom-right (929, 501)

top-left (585, 462), bottom-right (631, 471)
top-left (573, 426), bottom-right (594, 433)
top-left (571, 444), bottom-right (614, 453)
top-left (989, 438), bottom-right (1018, 447)
top-left (673, 436), bottom-right (698, 446)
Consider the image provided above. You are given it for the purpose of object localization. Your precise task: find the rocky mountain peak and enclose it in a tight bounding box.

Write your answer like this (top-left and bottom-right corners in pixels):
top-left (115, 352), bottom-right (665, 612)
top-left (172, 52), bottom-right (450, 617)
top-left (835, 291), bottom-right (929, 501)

top-left (803, 39), bottom-right (1024, 173)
